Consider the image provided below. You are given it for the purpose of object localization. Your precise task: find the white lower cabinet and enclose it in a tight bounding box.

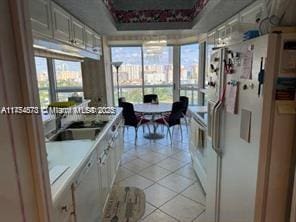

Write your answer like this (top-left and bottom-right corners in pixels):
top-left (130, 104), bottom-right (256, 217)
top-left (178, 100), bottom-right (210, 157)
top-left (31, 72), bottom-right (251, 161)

top-left (98, 149), bottom-right (111, 212)
top-left (53, 186), bottom-right (75, 222)
top-left (73, 152), bottom-right (101, 222)
top-left (97, 123), bottom-right (124, 216)
top-left (189, 116), bottom-right (207, 192)
top-left (54, 121), bottom-right (124, 222)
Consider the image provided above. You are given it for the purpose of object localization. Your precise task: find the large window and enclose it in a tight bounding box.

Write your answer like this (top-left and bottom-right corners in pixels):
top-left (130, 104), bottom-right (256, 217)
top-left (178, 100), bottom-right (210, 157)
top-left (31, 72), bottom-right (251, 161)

top-left (180, 43), bottom-right (199, 105)
top-left (143, 46), bottom-right (173, 103)
top-left (111, 43), bottom-right (204, 106)
top-left (111, 47), bottom-right (143, 104)
top-left (35, 57), bottom-right (50, 108)
top-left (34, 57), bottom-right (84, 107)
top-left (54, 59), bottom-right (84, 101)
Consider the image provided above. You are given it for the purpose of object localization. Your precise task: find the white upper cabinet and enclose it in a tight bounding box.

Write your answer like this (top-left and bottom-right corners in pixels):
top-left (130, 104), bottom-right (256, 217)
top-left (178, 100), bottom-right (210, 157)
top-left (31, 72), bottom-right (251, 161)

top-left (52, 2), bottom-right (72, 44)
top-left (29, 0), bottom-right (53, 38)
top-left (71, 17), bottom-right (85, 49)
top-left (30, 0), bottom-right (101, 58)
top-left (85, 27), bottom-right (94, 51)
top-left (93, 34), bottom-right (102, 55)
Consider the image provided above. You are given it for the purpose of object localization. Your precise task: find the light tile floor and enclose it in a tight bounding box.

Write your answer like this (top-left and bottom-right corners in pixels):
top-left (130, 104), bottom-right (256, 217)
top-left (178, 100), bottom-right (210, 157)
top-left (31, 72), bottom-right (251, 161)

top-left (113, 124), bottom-right (206, 222)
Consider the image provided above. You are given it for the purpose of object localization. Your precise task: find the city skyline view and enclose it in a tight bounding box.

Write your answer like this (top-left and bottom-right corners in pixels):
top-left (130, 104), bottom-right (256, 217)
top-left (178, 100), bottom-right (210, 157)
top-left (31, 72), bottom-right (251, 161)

top-left (111, 43), bottom-right (200, 104)
top-left (34, 43), bottom-right (200, 106)
top-left (111, 44), bottom-right (199, 86)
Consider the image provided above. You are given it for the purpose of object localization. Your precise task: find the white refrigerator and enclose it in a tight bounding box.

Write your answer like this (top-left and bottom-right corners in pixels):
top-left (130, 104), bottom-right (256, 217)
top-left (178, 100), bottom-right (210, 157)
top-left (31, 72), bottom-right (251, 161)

top-left (205, 34), bottom-right (269, 222)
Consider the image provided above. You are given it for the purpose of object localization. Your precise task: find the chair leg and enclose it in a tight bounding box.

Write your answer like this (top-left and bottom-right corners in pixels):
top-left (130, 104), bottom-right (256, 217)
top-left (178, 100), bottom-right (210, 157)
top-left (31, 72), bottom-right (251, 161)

top-left (134, 127), bottom-right (138, 144)
top-left (147, 124), bottom-right (151, 134)
top-left (166, 125), bottom-right (169, 137)
top-left (184, 115), bottom-right (189, 132)
top-left (167, 127), bottom-right (172, 145)
top-left (179, 124), bottom-right (183, 140)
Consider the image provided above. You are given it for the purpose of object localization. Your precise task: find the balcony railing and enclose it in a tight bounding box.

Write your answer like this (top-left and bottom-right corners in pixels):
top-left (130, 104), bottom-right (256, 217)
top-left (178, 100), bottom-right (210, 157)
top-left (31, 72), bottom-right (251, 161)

top-left (114, 84), bottom-right (199, 106)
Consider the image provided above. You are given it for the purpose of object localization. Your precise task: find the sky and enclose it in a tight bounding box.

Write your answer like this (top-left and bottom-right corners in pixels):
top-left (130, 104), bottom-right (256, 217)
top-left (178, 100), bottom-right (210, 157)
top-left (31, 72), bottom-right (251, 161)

top-left (35, 57), bottom-right (81, 73)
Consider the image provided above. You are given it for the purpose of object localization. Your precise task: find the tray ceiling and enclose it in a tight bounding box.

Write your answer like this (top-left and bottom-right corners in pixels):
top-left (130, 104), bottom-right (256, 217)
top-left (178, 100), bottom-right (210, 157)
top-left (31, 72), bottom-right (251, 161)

top-left (111, 0), bottom-right (197, 10)
top-left (103, 0), bottom-right (209, 24)
top-left (52, 0), bottom-right (257, 35)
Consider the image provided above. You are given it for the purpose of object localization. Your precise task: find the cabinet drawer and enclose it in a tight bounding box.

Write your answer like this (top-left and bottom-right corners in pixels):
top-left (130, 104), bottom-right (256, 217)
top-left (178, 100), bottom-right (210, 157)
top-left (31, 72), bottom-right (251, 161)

top-left (53, 186), bottom-right (75, 222)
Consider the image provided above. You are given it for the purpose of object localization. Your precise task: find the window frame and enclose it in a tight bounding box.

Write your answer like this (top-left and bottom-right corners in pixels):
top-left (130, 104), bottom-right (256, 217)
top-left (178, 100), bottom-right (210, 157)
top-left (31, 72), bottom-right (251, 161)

top-left (34, 56), bottom-right (84, 106)
top-left (35, 56), bottom-right (51, 108)
top-left (110, 42), bottom-right (206, 106)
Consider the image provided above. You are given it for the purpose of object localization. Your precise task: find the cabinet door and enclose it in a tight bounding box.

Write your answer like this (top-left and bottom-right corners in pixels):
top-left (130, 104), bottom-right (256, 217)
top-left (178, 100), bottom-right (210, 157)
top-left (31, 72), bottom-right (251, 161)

top-left (98, 152), bottom-right (110, 210)
top-left (74, 153), bottom-right (101, 222)
top-left (53, 187), bottom-right (75, 222)
top-left (85, 27), bottom-right (94, 51)
top-left (109, 145), bottom-right (117, 185)
top-left (115, 124), bottom-right (124, 164)
top-left (52, 2), bottom-right (72, 44)
top-left (29, 0), bottom-right (53, 38)
top-left (93, 34), bottom-right (102, 55)
top-left (71, 17), bottom-right (85, 49)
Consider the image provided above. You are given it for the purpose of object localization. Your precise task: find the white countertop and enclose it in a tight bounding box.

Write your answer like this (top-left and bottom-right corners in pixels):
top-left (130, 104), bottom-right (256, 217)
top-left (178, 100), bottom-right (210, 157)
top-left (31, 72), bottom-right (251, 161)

top-left (47, 140), bottom-right (95, 201)
top-left (46, 108), bottom-right (122, 203)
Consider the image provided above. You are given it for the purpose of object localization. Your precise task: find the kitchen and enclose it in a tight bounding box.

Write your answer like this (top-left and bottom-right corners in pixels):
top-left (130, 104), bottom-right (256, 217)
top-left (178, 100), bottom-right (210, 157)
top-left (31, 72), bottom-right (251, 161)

top-left (1, 0), bottom-right (296, 222)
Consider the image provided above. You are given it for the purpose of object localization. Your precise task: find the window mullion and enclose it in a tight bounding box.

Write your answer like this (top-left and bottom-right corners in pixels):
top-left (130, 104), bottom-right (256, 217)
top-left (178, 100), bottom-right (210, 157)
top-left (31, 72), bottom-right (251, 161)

top-left (141, 46), bottom-right (144, 99)
top-left (47, 58), bottom-right (57, 102)
top-left (198, 42), bottom-right (206, 105)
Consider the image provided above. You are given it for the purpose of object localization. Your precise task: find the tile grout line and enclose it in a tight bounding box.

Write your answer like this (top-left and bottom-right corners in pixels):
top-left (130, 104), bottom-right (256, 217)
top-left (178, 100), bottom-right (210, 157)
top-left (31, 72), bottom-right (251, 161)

top-left (119, 130), bottom-right (205, 221)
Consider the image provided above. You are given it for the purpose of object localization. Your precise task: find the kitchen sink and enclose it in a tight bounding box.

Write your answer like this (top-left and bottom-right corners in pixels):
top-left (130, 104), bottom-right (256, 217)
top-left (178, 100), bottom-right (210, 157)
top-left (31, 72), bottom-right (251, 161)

top-left (50, 128), bottom-right (101, 141)
top-left (67, 120), bottom-right (108, 129)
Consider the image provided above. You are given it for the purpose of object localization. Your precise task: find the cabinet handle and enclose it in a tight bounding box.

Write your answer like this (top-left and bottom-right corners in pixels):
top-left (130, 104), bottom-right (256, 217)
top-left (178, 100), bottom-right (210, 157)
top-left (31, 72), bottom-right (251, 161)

top-left (93, 48), bottom-right (98, 52)
top-left (61, 205), bottom-right (68, 212)
top-left (98, 157), bottom-right (102, 164)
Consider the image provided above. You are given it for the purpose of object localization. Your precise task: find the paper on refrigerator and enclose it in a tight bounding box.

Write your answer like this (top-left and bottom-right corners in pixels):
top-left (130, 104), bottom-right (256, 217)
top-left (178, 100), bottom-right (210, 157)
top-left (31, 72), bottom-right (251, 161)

top-left (225, 81), bottom-right (239, 114)
top-left (241, 45), bottom-right (254, 79)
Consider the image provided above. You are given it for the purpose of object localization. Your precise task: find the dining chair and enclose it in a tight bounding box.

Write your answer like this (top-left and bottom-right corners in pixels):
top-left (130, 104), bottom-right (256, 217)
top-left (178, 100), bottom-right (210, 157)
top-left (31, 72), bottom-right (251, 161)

top-left (118, 97), bottom-right (126, 107)
top-left (143, 94), bottom-right (158, 103)
top-left (180, 96), bottom-right (189, 129)
top-left (121, 102), bottom-right (150, 143)
top-left (154, 101), bottom-right (184, 143)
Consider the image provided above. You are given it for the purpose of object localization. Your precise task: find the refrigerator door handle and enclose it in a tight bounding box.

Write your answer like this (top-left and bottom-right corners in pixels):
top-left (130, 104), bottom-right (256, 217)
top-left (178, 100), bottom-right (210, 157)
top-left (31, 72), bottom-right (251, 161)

top-left (212, 101), bottom-right (223, 155)
top-left (211, 102), bottom-right (218, 151)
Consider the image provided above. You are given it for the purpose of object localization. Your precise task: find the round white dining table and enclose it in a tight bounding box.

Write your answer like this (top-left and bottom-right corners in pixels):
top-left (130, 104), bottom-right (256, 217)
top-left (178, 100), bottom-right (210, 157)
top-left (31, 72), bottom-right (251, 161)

top-left (134, 103), bottom-right (172, 139)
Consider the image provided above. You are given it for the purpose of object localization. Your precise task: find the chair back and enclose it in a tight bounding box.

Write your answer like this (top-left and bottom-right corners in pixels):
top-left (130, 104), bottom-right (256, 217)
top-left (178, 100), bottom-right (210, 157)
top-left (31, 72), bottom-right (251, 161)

top-left (121, 102), bottom-right (137, 127)
top-left (168, 101), bottom-right (184, 126)
top-left (118, 97), bottom-right (126, 107)
top-left (180, 96), bottom-right (189, 115)
top-left (143, 94), bottom-right (158, 103)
